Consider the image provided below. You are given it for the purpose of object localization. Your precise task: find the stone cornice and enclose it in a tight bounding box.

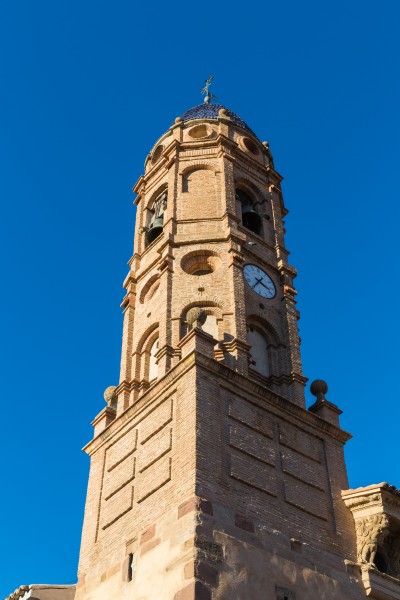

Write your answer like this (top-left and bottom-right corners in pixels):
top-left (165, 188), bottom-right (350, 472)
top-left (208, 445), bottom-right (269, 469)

top-left (342, 483), bottom-right (400, 518)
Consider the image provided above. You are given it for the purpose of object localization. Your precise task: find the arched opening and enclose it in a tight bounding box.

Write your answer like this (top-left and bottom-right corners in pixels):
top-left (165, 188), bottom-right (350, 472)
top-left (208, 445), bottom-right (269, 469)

top-left (201, 314), bottom-right (218, 339)
top-left (145, 190), bottom-right (167, 246)
top-left (181, 303), bottom-right (223, 341)
top-left (247, 327), bottom-right (269, 377)
top-left (149, 338), bottom-right (159, 382)
top-left (236, 189), bottom-right (261, 235)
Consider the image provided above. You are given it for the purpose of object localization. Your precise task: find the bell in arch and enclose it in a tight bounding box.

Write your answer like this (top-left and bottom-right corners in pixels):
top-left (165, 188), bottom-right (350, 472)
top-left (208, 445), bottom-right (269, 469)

top-left (242, 203), bottom-right (262, 235)
top-left (146, 215), bottom-right (164, 244)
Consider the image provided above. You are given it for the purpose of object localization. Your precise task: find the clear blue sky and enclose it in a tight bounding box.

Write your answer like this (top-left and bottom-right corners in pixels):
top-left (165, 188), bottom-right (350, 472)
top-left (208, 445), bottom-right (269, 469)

top-left (1, 0), bottom-right (399, 596)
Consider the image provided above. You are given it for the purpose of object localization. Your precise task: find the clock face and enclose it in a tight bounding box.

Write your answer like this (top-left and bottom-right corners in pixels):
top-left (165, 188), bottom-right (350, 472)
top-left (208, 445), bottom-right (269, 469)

top-left (243, 264), bottom-right (276, 299)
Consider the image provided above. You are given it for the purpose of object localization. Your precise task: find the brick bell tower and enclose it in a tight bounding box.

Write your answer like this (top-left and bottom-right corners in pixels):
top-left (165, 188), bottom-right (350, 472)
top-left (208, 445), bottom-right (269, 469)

top-left (75, 93), bottom-right (370, 600)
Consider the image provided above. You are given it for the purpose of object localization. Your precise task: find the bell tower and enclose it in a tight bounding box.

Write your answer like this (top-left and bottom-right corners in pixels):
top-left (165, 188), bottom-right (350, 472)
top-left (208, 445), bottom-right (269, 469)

top-left (118, 100), bottom-right (306, 410)
top-left (75, 98), bottom-right (366, 600)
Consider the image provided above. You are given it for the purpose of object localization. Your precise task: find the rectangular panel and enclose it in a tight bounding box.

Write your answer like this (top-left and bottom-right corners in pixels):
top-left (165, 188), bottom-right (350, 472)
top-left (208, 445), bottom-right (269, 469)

top-left (229, 397), bottom-right (274, 439)
top-left (137, 455), bottom-right (172, 502)
top-left (104, 456), bottom-right (136, 500)
top-left (139, 427), bottom-right (172, 473)
top-left (140, 397), bottom-right (173, 444)
top-left (102, 483), bottom-right (134, 529)
top-left (229, 422), bottom-right (275, 466)
top-left (281, 447), bottom-right (325, 491)
top-left (283, 473), bottom-right (328, 521)
top-left (279, 422), bottom-right (321, 463)
top-left (106, 426), bottom-right (137, 471)
top-left (230, 451), bottom-right (277, 497)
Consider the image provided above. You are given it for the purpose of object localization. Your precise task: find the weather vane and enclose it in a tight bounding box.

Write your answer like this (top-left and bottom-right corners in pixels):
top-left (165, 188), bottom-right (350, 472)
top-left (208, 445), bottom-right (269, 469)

top-left (201, 74), bottom-right (217, 104)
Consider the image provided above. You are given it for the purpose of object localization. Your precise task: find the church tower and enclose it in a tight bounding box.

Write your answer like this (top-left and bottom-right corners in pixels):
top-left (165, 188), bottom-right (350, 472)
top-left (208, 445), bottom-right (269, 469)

top-left (74, 94), bottom-right (398, 600)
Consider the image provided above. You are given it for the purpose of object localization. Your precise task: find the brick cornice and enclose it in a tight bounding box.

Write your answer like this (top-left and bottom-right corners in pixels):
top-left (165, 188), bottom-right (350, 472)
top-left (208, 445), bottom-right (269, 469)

top-left (193, 352), bottom-right (351, 444)
top-left (84, 347), bottom-right (351, 457)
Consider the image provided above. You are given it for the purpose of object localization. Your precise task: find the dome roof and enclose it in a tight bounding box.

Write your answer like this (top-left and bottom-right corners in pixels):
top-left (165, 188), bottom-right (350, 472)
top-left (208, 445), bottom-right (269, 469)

top-left (179, 103), bottom-right (257, 138)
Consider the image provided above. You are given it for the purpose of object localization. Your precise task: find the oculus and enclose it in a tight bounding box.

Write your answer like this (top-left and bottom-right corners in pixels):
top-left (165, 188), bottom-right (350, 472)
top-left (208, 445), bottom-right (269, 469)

top-left (240, 136), bottom-right (259, 155)
top-left (181, 250), bottom-right (222, 275)
top-left (187, 124), bottom-right (213, 139)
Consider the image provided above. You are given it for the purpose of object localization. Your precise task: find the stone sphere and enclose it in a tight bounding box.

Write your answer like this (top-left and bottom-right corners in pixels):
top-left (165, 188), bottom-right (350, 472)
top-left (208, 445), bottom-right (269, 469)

top-left (104, 385), bottom-right (117, 405)
top-left (218, 108), bottom-right (228, 117)
top-left (174, 117), bottom-right (182, 124)
top-left (310, 379), bottom-right (328, 398)
top-left (187, 307), bottom-right (207, 329)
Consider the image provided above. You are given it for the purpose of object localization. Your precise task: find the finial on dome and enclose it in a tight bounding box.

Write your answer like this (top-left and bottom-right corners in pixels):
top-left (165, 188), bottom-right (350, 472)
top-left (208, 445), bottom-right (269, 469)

top-left (201, 74), bottom-right (218, 104)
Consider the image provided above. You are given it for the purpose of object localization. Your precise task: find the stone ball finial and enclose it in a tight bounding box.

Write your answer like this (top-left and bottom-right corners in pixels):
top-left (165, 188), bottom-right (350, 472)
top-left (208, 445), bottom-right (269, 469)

top-left (104, 385), bottom-right (117, 407)
top-left (174, 117), bottom-right (182, 124)
top-left (262, 141), bottom-right (270, 149)
top-left (310, 379), bottom-right (328, 401)
top-left (187, 307), bottom-right (207, 330)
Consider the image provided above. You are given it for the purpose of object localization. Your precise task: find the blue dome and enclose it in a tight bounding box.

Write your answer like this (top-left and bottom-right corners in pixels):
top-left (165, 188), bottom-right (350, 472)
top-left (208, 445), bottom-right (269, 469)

top-left (180, 103), bottom-right (257, 137)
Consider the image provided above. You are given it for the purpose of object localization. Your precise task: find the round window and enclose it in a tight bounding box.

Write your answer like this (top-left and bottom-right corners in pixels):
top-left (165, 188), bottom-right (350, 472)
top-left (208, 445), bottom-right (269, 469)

top-left (181, 250), bottom-right (222, 275)
top-left (241, 137), bottom-right (259, 155)
top-left (187, 125), bottom-right (212, 139)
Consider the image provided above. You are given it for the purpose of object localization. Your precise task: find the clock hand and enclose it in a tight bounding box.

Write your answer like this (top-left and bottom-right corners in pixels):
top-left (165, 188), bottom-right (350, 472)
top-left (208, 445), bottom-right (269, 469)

top-left (259, 279), bottom-right (273, 292)
top-left (252, 277), bottom-right (263, 289)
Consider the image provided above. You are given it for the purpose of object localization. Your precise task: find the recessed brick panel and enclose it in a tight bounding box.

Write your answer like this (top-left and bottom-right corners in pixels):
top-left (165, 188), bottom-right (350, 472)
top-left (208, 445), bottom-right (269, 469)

top-left (229, 421), bottom-right (275, 466)
top-left (139, 427), bottom-right (172, 473)
top-left (105, 426), bottom-right (137, 471)
top-left (140, 397), bottom-right (173, 444)
top-left (281, 447), bottom-right (325, 491)
top-left (283, 473), bottom-right (328, 521)
top-left (279, 422), bottom-right (321, 463)
top-left (230, 450), bottom-right (277, 497)
top-left (104, 456), bottom-right (136, 500)
top-left (137, 455), bottom-right (172, 502)
top-left (102, 484), bottom-right (134, 530)
top-left (229, 396), bottom-right (274, 438)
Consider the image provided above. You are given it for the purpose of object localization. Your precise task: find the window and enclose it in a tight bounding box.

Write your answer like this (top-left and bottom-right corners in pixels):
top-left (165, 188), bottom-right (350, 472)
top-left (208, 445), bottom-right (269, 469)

top-left (149, 338), bottom-right (159, 381)
top-left (247, 328), bottom-right (269, 377)
top-left (236, 189), bottom-right (261, 235)
top-left (123, 552), bottom-right (136, 582)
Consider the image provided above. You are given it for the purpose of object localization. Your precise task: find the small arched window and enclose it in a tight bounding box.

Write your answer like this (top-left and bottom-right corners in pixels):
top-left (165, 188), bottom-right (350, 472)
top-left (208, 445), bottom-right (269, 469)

top-left (247, 327), bottom-right (269, 377)
top-left (145, 191), bottom-right (167, 246)
top-left (149, 338), bottom-right (159, 381)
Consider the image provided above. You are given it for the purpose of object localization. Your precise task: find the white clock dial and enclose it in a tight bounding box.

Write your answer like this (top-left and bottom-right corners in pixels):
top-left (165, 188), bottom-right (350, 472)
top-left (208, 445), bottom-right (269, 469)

top-left (243, 264), bottom-right (276, 299)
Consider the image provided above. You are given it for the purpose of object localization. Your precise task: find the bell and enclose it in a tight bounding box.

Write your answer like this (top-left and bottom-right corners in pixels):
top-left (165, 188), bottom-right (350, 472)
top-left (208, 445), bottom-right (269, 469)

top-left (242, 205), bottom-right (262, 235)
top-left (146, 216), bottom-right (164, 244)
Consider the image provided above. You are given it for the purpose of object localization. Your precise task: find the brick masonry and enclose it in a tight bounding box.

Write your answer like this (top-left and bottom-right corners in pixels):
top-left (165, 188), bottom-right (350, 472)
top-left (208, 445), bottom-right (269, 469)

top-left (74, 108), bottom-right (373, 599)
